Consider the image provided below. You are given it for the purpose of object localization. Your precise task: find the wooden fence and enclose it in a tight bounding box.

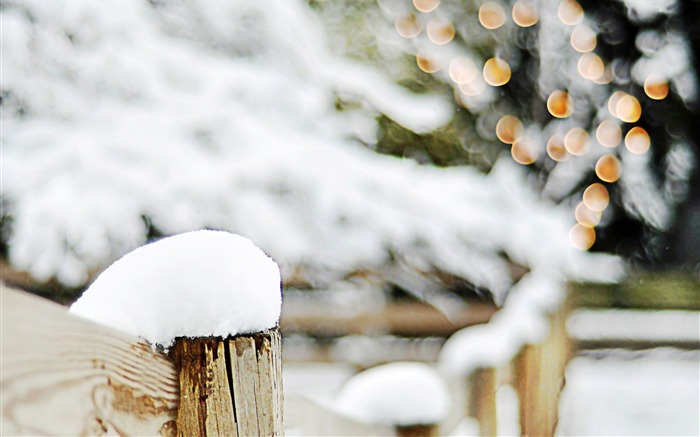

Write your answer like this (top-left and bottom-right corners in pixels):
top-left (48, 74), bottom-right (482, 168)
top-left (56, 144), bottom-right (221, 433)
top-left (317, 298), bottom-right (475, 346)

top-left (1, 283), bottom-right (572, 436)
top-left (1, 285), bottom-right (287, 436)
top-left (1, 285), bottom-right (179, 436)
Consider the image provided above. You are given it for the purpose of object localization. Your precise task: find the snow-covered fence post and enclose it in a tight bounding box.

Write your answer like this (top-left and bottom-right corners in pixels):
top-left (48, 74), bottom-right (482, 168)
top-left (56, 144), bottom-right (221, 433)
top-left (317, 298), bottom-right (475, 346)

top-left (334, 362), bottom-right (450, 436)
top-left (438, 322), bottom-right (517, 437)
top-left (514, 294), bottom-right (572, 437)
top-left (466, 367), bottom-right (498, 437)
top-left (69, 230), bottom-right (284, 437)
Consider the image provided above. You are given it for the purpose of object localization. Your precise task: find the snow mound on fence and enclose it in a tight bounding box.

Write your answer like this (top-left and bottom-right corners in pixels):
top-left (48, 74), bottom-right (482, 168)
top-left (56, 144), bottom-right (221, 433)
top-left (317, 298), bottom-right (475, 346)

top-left (69, 230), bottom-right (281, 347)
top-left (334, 361), bottom-right (450, 426)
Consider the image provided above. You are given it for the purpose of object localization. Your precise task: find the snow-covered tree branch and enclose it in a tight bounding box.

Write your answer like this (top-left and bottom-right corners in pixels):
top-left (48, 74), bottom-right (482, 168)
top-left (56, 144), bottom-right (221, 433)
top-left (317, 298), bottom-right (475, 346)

top-left (2, 0), bottom-right (621, 301)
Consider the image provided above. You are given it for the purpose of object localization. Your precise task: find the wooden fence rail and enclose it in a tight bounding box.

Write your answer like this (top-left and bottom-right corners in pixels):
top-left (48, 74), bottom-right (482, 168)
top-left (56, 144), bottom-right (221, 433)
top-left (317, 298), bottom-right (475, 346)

top-left (2, 283), bottom-right (573, 436)
top-left (0, 285), bottom-right (285, 437)
top-left (1, 285), bottom-right (178, 436)
top-left (514, 302), bottom-right (571, 437)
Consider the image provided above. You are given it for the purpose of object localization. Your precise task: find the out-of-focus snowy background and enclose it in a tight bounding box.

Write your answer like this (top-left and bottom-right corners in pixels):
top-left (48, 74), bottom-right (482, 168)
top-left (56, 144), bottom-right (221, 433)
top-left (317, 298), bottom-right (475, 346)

top-left (1, 0), bottom-right (698, 435)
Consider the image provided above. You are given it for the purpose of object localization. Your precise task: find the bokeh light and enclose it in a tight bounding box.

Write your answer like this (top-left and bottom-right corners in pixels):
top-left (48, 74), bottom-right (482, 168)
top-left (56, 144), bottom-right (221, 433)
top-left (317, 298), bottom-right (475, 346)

top-left (479, 2), bottom-right (507, 30)
top-left (583, 182), bottom-right (610, 212)
top-left (625, 126), bottom-right (651, 154)
top-left (607, 91), bottom-right (627, 118)
top-left (615, 94), bottom-right (642, 123)
top-left (595, 154), bottom-right (622, 183)
top-left (558, 0), bottom-right (584, 26)
top-left (592, 64), bottom-right (614, 84)
top-left (596, 119), bottom-right (622, 148)
top-left (449, 57), bottom-right (479, 84)
top-left (570, 25), bottom-right (597, 53)
top-left (395, 14), bottom-right (422, 38)
top-left (546, 134), bottom-right (568, 161)
top-left (564, 127), bottom-right (589, 155)
top-left (413, 0), bottom-right (440, 13)
top-left (483, 57), bottom-right (511, 86)
top-left (569, 223), bottom-right (596, 250)
top-left (496, 115), bottom-right (524, 144)
top-left (427, 19), bottom-right (455, 45)
top-left (644, 75), bottom-right (669, 100)
top-left (458, 79), bottom-right (486, 96)
top-left (512, 0), bottom-right (539, 27)
top-left (575, 202), bottom-right (602, 228)
top-left (577, 53), bottom-right (605, 80)
top-left (416, 52), bottom-right (441, 73)
top-left (511, 136), bottom-right (539, 165)
top-left (547, 90), bottom-right (574, 118)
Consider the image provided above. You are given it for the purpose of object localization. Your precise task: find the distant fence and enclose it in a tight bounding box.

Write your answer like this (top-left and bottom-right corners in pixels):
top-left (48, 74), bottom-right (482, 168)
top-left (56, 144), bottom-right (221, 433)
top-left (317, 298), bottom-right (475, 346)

top-left (1, 283), bottom-right (573, 436)
top-left (283, 298), bottom-right (571, 437)
top-left (282, 283), bottom-right (573, 437)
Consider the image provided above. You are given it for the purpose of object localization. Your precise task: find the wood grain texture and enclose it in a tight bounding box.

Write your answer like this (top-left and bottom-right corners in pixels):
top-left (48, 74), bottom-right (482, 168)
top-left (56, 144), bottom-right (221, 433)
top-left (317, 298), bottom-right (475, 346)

top-left (230, 336), bottom-right (258, 435)
top-left (172, 331), bottom-right (284, 436)
top-left (230, 331), bottom-right (284, 436)
top-left (515, 297), bottom-right (571, 437)
top-left (0, 285), bottom-right (179, 436)
top-left (170, 338), bottom-right (237, 437)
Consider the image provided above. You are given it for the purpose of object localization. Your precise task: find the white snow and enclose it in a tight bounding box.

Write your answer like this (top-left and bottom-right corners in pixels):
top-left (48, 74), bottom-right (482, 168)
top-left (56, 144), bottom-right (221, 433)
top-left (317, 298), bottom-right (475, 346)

top-left (282, 348), bottom-right (700, 437)
top-left (334, 362), bottom-right (451, 426)
top-left (438, 322), bottom-right (524, 375)
top-left (557, 349), bottom-right (700, 436)
top-left (495, 384), bottom-right (521, 437)
top-left (568, 309), bottom-right (700, 343)
top-left (621, 0), bottom-right (678, 22)
top-left (438, 272), bottom-right (567, 376)
top-left (1, 0), bottom-right (622, 297)
top-left (69, 230), bottom-right (281, 347)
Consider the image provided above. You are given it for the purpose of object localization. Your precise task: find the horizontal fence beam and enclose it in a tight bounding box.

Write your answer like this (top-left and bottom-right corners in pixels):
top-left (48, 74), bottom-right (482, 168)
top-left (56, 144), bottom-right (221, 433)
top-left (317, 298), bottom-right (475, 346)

top-left (571, 275), bottom-right (700, 311)
top-left (281, 300), bottom-right (497, 338)
top-left (0, 285), bottom-right (179, 436)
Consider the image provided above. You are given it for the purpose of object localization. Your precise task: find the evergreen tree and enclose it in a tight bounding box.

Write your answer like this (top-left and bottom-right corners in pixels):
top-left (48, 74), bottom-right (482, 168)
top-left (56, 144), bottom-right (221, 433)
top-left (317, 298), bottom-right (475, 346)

top-left (353, 0), bottom-right (698, 271)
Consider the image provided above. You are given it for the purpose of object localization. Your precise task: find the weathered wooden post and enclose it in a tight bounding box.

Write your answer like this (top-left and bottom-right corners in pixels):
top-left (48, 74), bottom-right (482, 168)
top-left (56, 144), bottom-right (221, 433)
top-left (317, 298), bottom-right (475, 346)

top-left (514, 293), bottom-right (572, 437)
top-left (438, 322), bottom-right (513, 437)
top-left (467, 366), bottom-right (498, 437)
top-left (70, 230), bottom-right (285, 436)
top-left (171, 331), bottom-right (283, 436)
top-left (395, 423), bottom-right (439, 437)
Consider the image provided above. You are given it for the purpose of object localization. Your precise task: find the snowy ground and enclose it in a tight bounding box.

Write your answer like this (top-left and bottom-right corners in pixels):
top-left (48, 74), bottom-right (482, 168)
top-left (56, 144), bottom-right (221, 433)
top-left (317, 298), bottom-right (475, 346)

top-left (283, 348), bottom-right (700, 436)
top-left (557, 309), bottom-right (700, 436)
top-left (557, 348), bottom-right (700, 437)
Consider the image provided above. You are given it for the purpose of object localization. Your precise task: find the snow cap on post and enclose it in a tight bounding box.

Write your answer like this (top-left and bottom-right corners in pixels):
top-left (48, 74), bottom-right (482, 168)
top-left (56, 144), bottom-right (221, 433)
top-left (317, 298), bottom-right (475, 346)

top-left (70, 230), bottom-right (281, 347)
top-left (335, 362), bottom-right (450, 427)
